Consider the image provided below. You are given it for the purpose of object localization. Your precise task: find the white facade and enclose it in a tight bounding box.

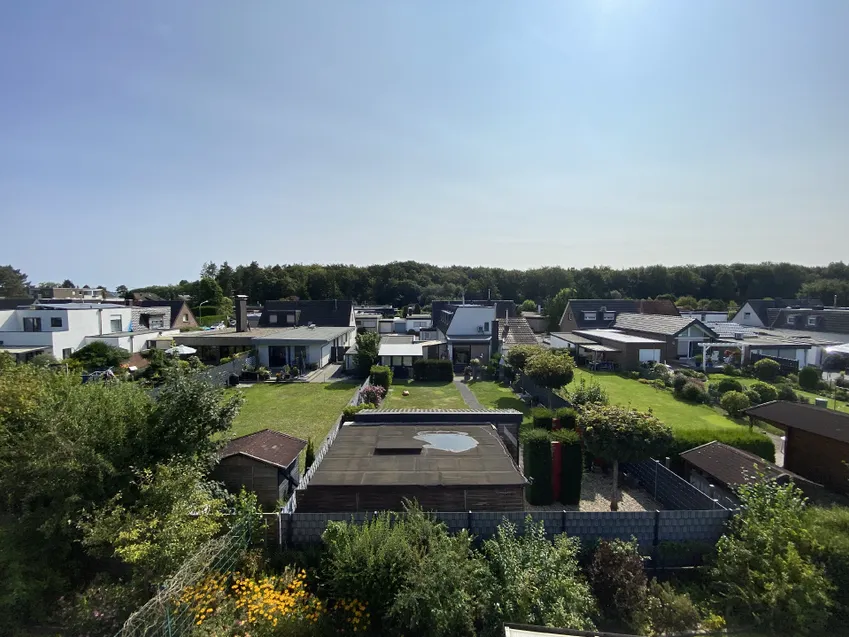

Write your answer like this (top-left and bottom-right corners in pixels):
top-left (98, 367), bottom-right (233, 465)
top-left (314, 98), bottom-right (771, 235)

top-left (85, 330), bottom-right (179, 354)
top-left (445, 306), bottom-right (495, 336)
top-left (732, 303), bottom-right (765, 327)
top-left (676, 324), bottom-right (714, 358)
top-left (404, 316), bottom-right (433, 332)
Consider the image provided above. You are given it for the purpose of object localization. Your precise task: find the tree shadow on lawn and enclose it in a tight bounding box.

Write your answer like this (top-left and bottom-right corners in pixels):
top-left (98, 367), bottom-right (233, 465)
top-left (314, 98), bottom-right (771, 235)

top-left (494, 396), bottom-right (529, 413)
top-left (321, 382), bottom-right (360, 391)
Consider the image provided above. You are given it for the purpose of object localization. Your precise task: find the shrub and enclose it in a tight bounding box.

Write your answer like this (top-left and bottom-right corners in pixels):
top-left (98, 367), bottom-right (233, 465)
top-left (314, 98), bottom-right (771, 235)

top-left (651, 378), bottom-right (666, 391)
top-left (551, 429), bottom-right (582, 506)
top-left (70, 341), bottom-right (131, 371)
top-left (672, 374), bottom-right (688, 393)
top-left (749, 381), bottom-right (778, 404)
top-left (525, 351), bottom-right (575, 398)
top-left (505, 344), bottom-right (544, 371)
top-left (289, 365), bottom-right (300, 377)
top-left (644, 579), bottom-right (700, 637)
top-left (304, 438), bottom-right (315, 470)
top-left (804, 506), bottom-right (849, 627)
top-left (629, 371), bottom-right (640, 380)
top-left (666, 428), bottom-right (775, 465)
top-left (342, 404), bottom-right (366, 420)
top-left (369, 365), bottom-right (392, 390)
top-left (798, 393), bottom-right (811, 404)
top-left (720, 390), bottom-right (751, 418)
top-left (555, 407), bottom-right (578, 430)
top-left (744, 387), bottom-right (761, 405)
top-left (588, 539), bottom-right (647, 630)
top-left (678, 381), bottom-right (708, 404)
top-left (798, 365), bottom-right (821, 391)
top-left (715, 377), bottom-right (743, 394)
top-left (524, 429), bottom-right (553, 505)
top-left (257, 366), bottom-right (270, 381)
top-left (837, 374), bottom-right (849, 389)
top-left (777, 383), bottom-right (799, 402)
top-left (412, 359), bottom-right (453, 381)
top-left (722, 363), bottom-right (740, 376)
top-left (219, 356), bottom-right (232, 364)
top-left (754, 357), bottom-right (781, 381)
top-left (564, 378), bottom-right (609, 406)
top-left (359, 385), bottom-right (387, 405)
top-left (531, 407), bottom-right (554, 430)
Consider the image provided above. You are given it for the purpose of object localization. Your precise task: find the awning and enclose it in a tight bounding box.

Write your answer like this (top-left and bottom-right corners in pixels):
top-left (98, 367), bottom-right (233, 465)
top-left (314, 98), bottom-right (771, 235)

top-left (580, 344), bottom-right (619, 353)
top-left (166, 344), bottom-right (197, 355)
top-left (378, 343), bottom-right (424, 357)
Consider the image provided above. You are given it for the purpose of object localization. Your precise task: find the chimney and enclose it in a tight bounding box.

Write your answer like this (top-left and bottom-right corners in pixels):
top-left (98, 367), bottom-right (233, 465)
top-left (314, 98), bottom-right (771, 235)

top-left (235, 295), bottom-right (248, 332)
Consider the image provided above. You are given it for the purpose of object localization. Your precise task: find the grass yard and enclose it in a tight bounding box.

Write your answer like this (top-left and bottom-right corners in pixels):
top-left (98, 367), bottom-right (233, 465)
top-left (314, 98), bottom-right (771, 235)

top-left (382, 380), bottom-right (468, 410)
top-left (467, 381), bottom-right (531, 421)
top-left (708, 373), bottom-right (849, 414)
top-left (230, 382), bottom-right (358, 463)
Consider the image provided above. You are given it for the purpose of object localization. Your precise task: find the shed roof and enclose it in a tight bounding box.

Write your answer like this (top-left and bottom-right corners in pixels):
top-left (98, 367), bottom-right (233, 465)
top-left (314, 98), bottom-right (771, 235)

top-left (745, 400), bottom-right (849, 444)
top-left (252, 325), bottom-right (354, 343)
top-left (612, 313), bottom-right (717, 338)
top-left (219, 429), bottom-right (307, 469)
top-left (680, 440), bottom-right (812, 489)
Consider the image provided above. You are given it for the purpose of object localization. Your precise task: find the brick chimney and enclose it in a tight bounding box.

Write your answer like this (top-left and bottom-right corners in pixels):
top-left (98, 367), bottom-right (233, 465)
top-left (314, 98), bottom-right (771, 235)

top-left (235, 295), bottom-right (248, 332)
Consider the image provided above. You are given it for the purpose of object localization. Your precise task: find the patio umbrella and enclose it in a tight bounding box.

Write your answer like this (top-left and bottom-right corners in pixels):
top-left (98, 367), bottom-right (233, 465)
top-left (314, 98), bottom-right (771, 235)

top-left (165, 345), bottom-right (197, 356)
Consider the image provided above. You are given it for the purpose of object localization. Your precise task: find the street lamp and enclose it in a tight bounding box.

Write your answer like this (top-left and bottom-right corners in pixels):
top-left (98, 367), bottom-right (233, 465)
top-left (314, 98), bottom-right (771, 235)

top-left (199, 300), bottom-right (209, 324)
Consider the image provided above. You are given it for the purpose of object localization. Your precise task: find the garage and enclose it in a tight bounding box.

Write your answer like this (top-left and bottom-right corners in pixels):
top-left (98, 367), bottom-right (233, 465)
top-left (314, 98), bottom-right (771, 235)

top-left (639, 348), bottom-right (662, 363)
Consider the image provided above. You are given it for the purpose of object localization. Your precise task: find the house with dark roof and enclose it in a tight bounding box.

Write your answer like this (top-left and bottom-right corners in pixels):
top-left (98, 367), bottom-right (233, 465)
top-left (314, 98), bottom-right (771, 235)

top-left (680, 440), bottom-right (824, 508)
top-left (611, 313), bottom-right (718, 360)
top-left (557, 299), bottom-right (679, 333)
top-left (430, 300), bottom-right (516, 366)
top-left (136, 300), bottom-right (198, 329)
top-left (259, 300), bottom-right (354, 329)
top-left (765, 307), bottom-right (849, 338)
top-left (746, 401), bottom-right (849, 492)
top-left (212, 429), bottom-right (307, 509)
top-left (732, 298), bottom-right (823, 327)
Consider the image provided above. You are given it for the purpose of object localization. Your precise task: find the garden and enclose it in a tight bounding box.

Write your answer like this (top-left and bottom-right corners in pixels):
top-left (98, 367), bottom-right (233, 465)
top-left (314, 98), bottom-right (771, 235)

top-left (382, 379), bottom-right (468, 409)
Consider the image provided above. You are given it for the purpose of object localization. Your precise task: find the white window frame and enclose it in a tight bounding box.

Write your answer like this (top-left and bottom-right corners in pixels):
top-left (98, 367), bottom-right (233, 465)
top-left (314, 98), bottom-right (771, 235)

top-left (786, 315), bottom-right (796, 326)
top-left (807, 316), bottom-right (817, 326)
top-left (182, 314), bottom-right (188, 323)
top-left (110, 315), bottom-right (123, 332)
top-left (583, 311), bottom-right (597, 321)
top-left (603, 312), bottom-right (615, 321)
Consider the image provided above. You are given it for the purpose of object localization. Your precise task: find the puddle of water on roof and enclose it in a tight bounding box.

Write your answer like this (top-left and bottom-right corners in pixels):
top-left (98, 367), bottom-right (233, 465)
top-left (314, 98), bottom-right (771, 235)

top-left (413, 431), bottom-right (478, 453)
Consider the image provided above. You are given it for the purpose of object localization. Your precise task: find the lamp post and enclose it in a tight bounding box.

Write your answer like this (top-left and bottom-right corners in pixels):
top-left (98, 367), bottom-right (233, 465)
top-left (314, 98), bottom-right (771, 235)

top-left (199, 300), bottom-right (209, 324)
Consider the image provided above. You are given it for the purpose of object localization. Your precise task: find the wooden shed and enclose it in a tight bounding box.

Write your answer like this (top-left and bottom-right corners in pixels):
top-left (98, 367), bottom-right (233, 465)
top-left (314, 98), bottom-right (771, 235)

top-left (213, 429), bottom-right (307, 510)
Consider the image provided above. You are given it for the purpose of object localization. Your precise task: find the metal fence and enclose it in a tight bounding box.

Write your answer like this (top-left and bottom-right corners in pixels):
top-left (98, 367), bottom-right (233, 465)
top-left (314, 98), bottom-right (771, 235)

top-left (517, 372), bottom-right (571, 409)
top-left (623, 459), bottom-right (728, 511)
top-left (115, 519), bottom-right (251, 637)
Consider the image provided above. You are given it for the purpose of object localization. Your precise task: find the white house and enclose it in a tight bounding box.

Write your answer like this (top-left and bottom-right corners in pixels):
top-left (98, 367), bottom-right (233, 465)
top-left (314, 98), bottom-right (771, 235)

top-left (437, 304), bottom-right (497, 366)
top-left (404, 313), bottom-right (433, 333)
top-left (254, 325), bottom-right (356, 370)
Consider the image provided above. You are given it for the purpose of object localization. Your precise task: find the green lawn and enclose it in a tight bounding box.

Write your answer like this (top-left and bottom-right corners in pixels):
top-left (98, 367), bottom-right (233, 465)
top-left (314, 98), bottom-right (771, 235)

top-left (708, 373), bottom-right (849, 414)
top-left (383, 380), bottom-right (468, 410)
top-left (230, 382), bottom-right (358, 462)
top-left (467, 381), bottom-right (531, 420)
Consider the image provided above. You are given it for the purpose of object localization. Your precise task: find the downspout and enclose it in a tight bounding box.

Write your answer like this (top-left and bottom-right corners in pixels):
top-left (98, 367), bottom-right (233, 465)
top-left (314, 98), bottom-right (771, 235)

top-left (98, 308), bottom-right (103, 335)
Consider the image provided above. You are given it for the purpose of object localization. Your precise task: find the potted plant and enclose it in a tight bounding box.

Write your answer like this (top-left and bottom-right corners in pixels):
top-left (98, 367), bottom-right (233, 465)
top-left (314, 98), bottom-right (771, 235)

top-left (282, 364), bottom-right (291, 379)
top-left (257, 366), bottom-right (270, 381)
top-left (463, 365), bottom-right (472, 382)
top-left (275, 371), bottom-right (284, 383)
top-left (470, 358), bottom-right (481, 381)
top-left (290, 366), bottom-right (300, 378)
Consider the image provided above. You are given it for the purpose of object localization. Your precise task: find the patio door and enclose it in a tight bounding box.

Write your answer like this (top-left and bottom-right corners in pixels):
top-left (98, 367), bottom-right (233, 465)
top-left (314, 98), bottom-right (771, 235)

top-left (453, 345), bottom-right (471, 365)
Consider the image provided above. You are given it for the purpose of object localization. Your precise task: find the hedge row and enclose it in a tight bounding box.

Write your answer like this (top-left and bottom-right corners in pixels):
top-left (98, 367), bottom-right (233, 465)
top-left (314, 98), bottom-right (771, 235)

top-left (369, 365), bottom-right (393, 390)
top-left (524, 429), bottom-right (553, 505)
top-left (412, 359), bottom-right (453, 382)
top-left (664, 428), bottom-right (776, 466)
top-left (531, 407), bottom-right (578, 430)
top-left (552, 429), bottom-right (582, 506)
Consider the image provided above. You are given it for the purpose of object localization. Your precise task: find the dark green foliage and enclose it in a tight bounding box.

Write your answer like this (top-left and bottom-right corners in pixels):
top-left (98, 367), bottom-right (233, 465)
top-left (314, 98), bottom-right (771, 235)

top-left (798, 365), bottom-right (821, 391)
top-left (412, 358), bottom-right (453, 381)
top-left (777, 383), bottom-right (799, 402)
top-left (519, 299), bottom-right (537, 312)
top-left (555, 406), bottom-right (577, 429)
top-left (369, 365), bottom-right (393, 390)
top-left (531, 407), bottom-right (554, 430)
top-left (505, 344), bottom-right (544, 371)
top-left (677, 381), bottom-right (708, 403)
top-left (644, 579), bottom-right (700, 636)
top-left (354, 331), bottom-right (380, 378)
top-left (744, 387), bottom-right (762, 405)
top-left (342, 403), bottom-right (374, 420)
top-left (552, 429), bottom-right (582, 506)
top-left (722, 363), bottom-right (740, 376)
top-left (804, 506), bottom-right (849, 626)
top-left (588, 539), bottom-right (647, 630)
top-left (716, 377), bottom-right (743, 394)
top-left (666, 428), bottom-right (775, 464)
top-left (754, 357), bottom-right (781, 381)
top-left (525, 351), bottom-right (575, 398)
top-left (748, 380), bottom-right (778, 404)
top-left (70, 341), bottom-right (130, 371)
top-left (524, 429), bottom-right (553, 505)
top-left (218, 355), bottom-right (232, 364)
top-left (720, 390), bottom-right (751, 417)
top-left (564, 378), bottom-right (609, 406)
top-left (672, 373), bottom-right (688, 393)
top-left (304, 438), bottom-right (315, 470)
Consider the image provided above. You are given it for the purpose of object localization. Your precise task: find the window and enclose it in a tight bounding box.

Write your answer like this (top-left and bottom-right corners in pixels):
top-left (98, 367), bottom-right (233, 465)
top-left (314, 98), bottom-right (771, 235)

top-left (182, 314), bottom-right (188, 323)
top-left (286, 314), bottom-right (295, 324)
top-left (807, 316), bottom-right (817, 326)
top-left (269, 314), bottom-right (278, 324)
top-left (50, 317), bottom-right (63, 328)
top-left (484, 321), bottom-right (490, 332)
top-left (583, 311), bottom-right (596, 321)
top-left (744, 312), bottom-right (751, 319)
top-left (62, 348), bottom-right (72, 359)
top-left (786, 315), bottom-right (796, 326)
top-left (603, 312), bottom-right (615, 321)
top-left (568, 312), bottom-right (574, 321)
top-left (150, 317), bottom-right (165, 329)
top-left (23, 317), bottom-right (42, 332)
top-left (110, 315), bottom-right (123, 332)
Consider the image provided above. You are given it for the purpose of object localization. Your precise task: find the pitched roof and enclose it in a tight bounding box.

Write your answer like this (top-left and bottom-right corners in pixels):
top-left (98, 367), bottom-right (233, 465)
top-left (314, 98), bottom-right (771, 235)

top-left (0, 297), bottom-right (35, 310)
top-left (259, 300), bottom-right (353, 328)
top-left (680, 440), bottom-right (812, 488)
top-left (137, 300), bottom-right (195, 328)
top-left (501, 316), bottom-right (538, 347)
top-left (767, 307), bottom-right (849, 335)
top-left (745, 400), bottom-right (849, 444)
top-left (612, 313), bottom-right (718, 338)
top-left (741, 298), bottom-right (824, 326)
top-left (219, 429), bottom-right (307, 469)
top-left (563, 300), bottom-right (639, 329)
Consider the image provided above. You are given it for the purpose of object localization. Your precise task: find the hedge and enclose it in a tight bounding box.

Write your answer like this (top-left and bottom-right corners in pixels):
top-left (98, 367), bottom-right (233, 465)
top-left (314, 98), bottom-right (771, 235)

top-left (798, 366), bottom-right (821, 391)
top-left (716, 377), bottom-right (744, 394)
top-left (555, 407), bottom-right (578, 430)
top-left (552, 429), bottom-right (582, 505)
top-left (197, 314), bottom-right (225, 327)
top-left (531, 407), bottom-right (554, 430)
top-left (524, 429), bottom-right (553, 505)
top-left (805, 506), bottom-right (849, 626)
top-left (412, 359), bottom-right (453, 382)
top-left (369, 365), bottom-right (393, 390)
top-left (664, 428), bottom-right (775, 469)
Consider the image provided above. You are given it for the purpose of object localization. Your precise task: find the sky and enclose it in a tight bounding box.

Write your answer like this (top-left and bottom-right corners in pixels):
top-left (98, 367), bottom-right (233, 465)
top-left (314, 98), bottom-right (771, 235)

top-left (2, 1), bottom-right (848, 289)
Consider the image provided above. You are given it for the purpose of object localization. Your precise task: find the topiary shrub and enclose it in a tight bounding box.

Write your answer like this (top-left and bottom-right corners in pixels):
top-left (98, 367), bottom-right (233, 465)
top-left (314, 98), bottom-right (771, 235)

top-left (754, 357), bottom-right (781, 382)
top-left (369, 365), bottom-right (393, 390)
top-left (524, 429), bottom-right (553, 505)
top-left (555, 407), bottom-right (578, 430)
top-left (531, 407), bottom-right (554, 430)
top-left (716, 377), bottom-right (743, 394)
top-left (678, 381), bottom-right (708, 404)
top-left (798, 366), bottom-right (821, 391)
top-left (720, 391), bottom-right (751, 418)
top-left (588, 538), bottom-right (647, 630)
top-left (749, 381), bottom-right (778, 404)
top-left (777, 383), bottom-right (799, 402)
top-left (672, 374), bottom-right (688, 393)
top-left (551, 429), bottom-right (582, 506)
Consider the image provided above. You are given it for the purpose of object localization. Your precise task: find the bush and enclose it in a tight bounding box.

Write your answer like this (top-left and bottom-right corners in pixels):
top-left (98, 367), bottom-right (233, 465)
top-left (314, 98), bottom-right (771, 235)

top-left (342, 404), bottom-right (365, 420)
top-left (555, 407), bottom-right (578, 430)
top-left (754, 357), bottom-right (781, 381)
top-left (651, 379), bottom-right (666, 391)
top-left (678, 381), bottom-right (708, 404)
top-left (70, 341), bottom-right (131, 371)
top-left (666, 428), bottom-right (775, 465)
top-left (360, 385), bottom-right (387, 405)
top-left (744, 388), bottom-right (761, 405)
top-left (720, 390), bottom-right (751, 418)
top-left (551, 429), bottom-right (582, 505)
top-left (804, 506), bottom-right (849, 627)
top-left (629, 371), bottom-right (640, 380)
top-left (505, 345), bottom-right (544, 371)
top-left (564, 378), bottom-right (609, 406)
top-left (777, 383), bottom-right (799, 402)
top-left (412, 359), bottom-right (453, 381)
top-left (715, 377), bottom-right (743, 394)
top-left (588, 538), bottom-right (647, 630)
top-left (219, 356), bottom-right (232, 364)
top-left (257, 366), bottom-right (270, 381)
top-left (722, 364), bottom-right (740, 376)
top-left (749, 380), bottom-right (778, 404)
top-left (524, 429), bottom-right (553, 505)
top-left (644, 579), bottom-right (700, 636)
top-left (798, 366), bottom-right (821, 391)
top-left (369, 365), bottom-right (393, 390)
top-left (531, 407), bottom-right (554, 430)
top-left (798, 393), bottom-right (811, 404)
top-left (672, 374), bottom-right (688, 393)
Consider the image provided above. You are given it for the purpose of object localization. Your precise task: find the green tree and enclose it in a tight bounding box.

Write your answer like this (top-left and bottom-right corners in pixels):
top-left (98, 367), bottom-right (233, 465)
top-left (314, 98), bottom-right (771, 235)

top-left (711, 480), bottom-right (833, 635)
top-left (545, 287), bottom-right (576, 331)
top-left (505, 344), bottom-right (544, 372)
top-left (0, 265), bottom-right (30, 296)
top-left (305, 438), bottom-right (315, 470)
top-left (70, 341), bottom-right (130, 371)
top-left (580, 405), bottom-right (673, 510)
top-left (588, 538), bottom-right (647, 631)
top-left (676, 295), bottom-right (698, 310)
top-left (524, 350), bottom-right (575, 406)
top-left (61, 278), bottom-right (75, 288)
top-left (354, 331), bottom-right (381, 378)
top-left (115, 284), bottom-right (129, 297)
top-left (520, 299), bottom-right (538, 313)
top-left (196, 275), bottom-right (225, 308)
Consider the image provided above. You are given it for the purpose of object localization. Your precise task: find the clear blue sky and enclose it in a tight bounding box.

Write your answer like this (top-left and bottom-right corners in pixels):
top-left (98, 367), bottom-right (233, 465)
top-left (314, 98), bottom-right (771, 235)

top-left (2, 1), bottom-right (847, 289)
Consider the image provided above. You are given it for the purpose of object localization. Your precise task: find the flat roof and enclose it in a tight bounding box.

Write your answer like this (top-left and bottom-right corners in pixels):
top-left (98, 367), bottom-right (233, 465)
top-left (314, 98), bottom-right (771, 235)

top-left (379, 343), bottom-right (424, 357)
top-left (581, 343), bottom-right (619, 353)
top-left (253, 325), bottom-right (354, 343)
top-left (0, 345), bottom-right (50, 354)
top-left (17, 302), bottom-right (127, 310)
top-left (574, 329), bottom-right (665, 345)
top-left (550, 332), bottom-right (597, 345)
top-left (90, 329), bottom-right (175, 338)
top-left (308, 424), bottom-right (526, 487)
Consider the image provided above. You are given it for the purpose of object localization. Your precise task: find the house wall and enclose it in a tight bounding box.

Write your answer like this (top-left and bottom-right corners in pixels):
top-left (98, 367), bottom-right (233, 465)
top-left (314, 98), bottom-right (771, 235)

top-left (378, 320), bottom-right (394, 334)
top-left (172, 303), bottom-right (198, 328)
top-left (131, 307), bottom-right (170, 330)
top-left (447, 307), bottom-right (495, 336)
top-left (405, 317), bottom-right (432, 332)
top-left (212, 455), bottom-right (286, 510)
top-left (733, 303), bottom-right (765, 327)
top-left (747, 346), bottom-right (807, 367)
top-left (558, 304), bottom-right (580, 332)
top-left (784, 428), bottom-right (849, 492)
top-left (0, 309), bottom-right (16, 330)
top-left (524, 315), bottom-right (548, 333)
top-left (85, 329), bottom-right (179, 354)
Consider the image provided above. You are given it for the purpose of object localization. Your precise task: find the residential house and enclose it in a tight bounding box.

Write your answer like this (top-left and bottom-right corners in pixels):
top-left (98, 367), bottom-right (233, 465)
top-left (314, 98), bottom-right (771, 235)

top-left (610, 313), bottom-right (718, 360)
top-left (254, 325), bottom-right (356, 370)
top-left (259, 300), bottom-right (354, 329)
top-left (499, 316), bottom-right (539, 353)
top-left (680, 440), bottom-right (824, 508)
top-left (678, 310), bottom-right (729, 324)
top-left (557, 299), bottom-right (679, 333)
top-left (520, 311), bottom-right (548, 334)
top-left (431, 300), bottom-right (516, 366)
top-left (732, 298), bottom-right (823, 328)
top-left (354, 312), bottom-right (381, 333)
top-left (136, 300), bottom-right (199, 329)
top-left (404, 313), bottom-right (433, 334)
top-left (745, 401), bottom-right (849, 493)
top-left (376, 335), bottom-right (442, 378)
top-left (212, 429), bottom-right (307, 509)
top-left (553, 329), bottom-right (667, 370)
top-left (46, 286), bottom-right (115, 301)
top-left (354, 304), bottom-right (396, 318)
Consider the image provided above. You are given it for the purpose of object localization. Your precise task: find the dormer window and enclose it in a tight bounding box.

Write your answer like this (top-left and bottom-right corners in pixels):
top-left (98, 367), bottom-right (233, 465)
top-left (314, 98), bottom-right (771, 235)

top-left (786, 315), bottom-right (796, 325)
top-left (603, 312), bottom-right (615, 321)
top-left (584, 311), bottom-right (597, 321)
top-left (807, 316), bottom-right (817, 326)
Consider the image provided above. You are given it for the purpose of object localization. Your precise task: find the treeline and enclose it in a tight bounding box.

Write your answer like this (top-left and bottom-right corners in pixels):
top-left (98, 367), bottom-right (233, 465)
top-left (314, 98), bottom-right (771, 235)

top-left (130, 260), bottom-right (849, 309)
